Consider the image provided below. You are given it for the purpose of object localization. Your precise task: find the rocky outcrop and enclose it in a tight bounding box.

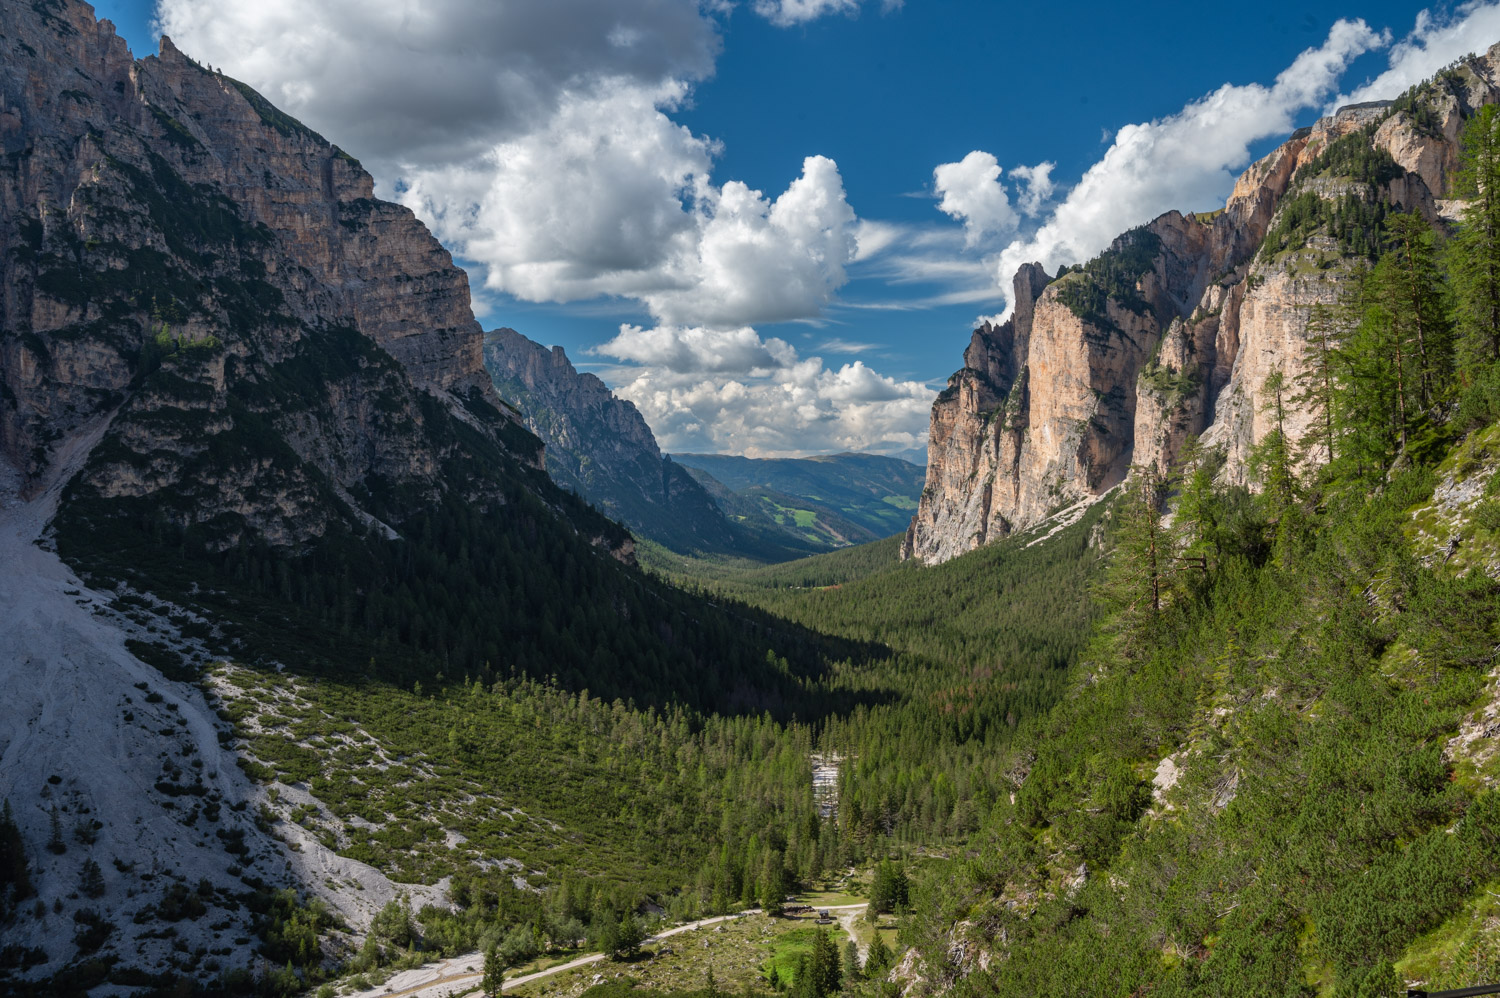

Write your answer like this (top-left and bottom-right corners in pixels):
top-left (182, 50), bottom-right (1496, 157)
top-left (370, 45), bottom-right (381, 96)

top-left (905, 196), bottom-right (1279, 563)
top-left (483, 327), bottom-right (741, 554)
top-left (1197, 268), bottom-right (1343, 481)
top-left (0, 0), bottom-right (621, 557)
top-left (905, 43), bottom-right (1500, 564)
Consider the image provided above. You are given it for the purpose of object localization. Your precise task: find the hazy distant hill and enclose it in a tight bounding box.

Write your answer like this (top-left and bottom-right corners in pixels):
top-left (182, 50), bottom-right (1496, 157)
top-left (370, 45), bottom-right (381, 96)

top-left (672, 452), bottom-right (925, 545)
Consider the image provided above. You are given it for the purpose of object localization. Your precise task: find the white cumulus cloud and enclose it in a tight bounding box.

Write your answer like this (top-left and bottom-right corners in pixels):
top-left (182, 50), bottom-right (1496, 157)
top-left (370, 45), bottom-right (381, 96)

top-left (934, 151), bottom-right (1018, 247)
top-left (751, 0), bottom-right (902, 28)
top-left (977, 18), bottom-right (1385, 317)
top-left (643, 155), bottom-right (858, 328)
top-left (398, 79), bottom-right (716, 304)
top-left (600, 325), bottom-right (797, 374)
top-left (595, 325), bottom-right (932, 456)
top-left (602, 332), bottom-right (931, 457)
top-left (932, 155), bottom-right (1055, 247)
top-left (1337, 1), bottom-right (1500, 106)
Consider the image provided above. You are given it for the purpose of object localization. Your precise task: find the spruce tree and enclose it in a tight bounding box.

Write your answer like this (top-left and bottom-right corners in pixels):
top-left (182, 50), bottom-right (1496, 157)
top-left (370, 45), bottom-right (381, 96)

top-left (843, 939), bottom-right (863, 983)
top-left (759, 849), bottom-right (786, 916)
top-left (760, 874), bottom-right (785, 917)
top-left (0, 800), bottom-right (34, 915)
top-left (866, 933), bottom-right (892, 979)
top-left (79, 858), bottom-right (105, 899)
top-left (807, 927), bottom-right (842, 998)
top-left (792, 954), bottom-right (811, 998)
top-left (46, 804), bottom-right (65, 855)
top-left (613, 913), bottom-right (643, 960)
top-left (869, 861), bottom-right (909, 914)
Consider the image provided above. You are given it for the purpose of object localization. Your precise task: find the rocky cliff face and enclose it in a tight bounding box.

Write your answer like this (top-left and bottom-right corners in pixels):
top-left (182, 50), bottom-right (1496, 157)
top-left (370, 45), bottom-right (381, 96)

top-left (483, 327), bottom-right (740, 554)
top-left (905, 44), bottom-right (1500, 564)
top-left (0, 0), bottom-right (618, 558)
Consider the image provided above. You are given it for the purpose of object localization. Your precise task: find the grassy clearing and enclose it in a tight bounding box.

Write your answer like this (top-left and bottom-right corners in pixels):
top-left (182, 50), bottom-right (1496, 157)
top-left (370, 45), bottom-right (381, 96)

top-left (508, 948), bottom-right (590, 978)
top-left (841, 913), bottom-right (897, 954)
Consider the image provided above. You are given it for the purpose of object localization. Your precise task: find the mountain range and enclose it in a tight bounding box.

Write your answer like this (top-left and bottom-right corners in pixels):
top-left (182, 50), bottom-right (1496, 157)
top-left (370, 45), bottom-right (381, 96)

top-left (482, 326), bottom-right (922, 558)
top-left (2, 4), bottom-right (1500, 998)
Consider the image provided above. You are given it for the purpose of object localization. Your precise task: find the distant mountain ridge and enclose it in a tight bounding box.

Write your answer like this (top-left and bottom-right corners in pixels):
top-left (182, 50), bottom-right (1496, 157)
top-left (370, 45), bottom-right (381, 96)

top-left (483, 327), bottom-right (925, 557)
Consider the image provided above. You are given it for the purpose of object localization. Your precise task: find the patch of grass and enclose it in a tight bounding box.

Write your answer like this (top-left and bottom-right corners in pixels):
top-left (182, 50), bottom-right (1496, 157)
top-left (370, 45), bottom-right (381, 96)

top-left (512, 915), bottom-right (797, 998)
top-left (796, 888), bottom-right (865, 909)
top-left (1404, 422), bottom-right (1500, 575)
top-left (764, 926), bottom-right (820, 987)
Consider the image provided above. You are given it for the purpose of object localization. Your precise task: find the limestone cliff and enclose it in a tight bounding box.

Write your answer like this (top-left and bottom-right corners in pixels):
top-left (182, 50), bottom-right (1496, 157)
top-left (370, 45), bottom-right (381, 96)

top-left (905, 43), bottom-right (1500, 564)
top-left (0, 0), bottom-right (629, 559)
top-left (483, 327), bottom-right (741, 554)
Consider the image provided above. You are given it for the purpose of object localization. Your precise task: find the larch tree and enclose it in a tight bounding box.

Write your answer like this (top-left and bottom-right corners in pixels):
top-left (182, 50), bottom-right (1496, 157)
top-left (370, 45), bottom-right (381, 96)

top-left (481, 942), bottom-right (504, 998)
top-left (1382, 210), bottom-right (1453, 408)
top-left (1293, 300), bottom-right (1346, 470)
top-left (1451, 104), bottom-right (1500, 366)
top-left (1171, 437), bottom-right (1226, 574)
top-left (1251, 369), bottom-right (1297, 519)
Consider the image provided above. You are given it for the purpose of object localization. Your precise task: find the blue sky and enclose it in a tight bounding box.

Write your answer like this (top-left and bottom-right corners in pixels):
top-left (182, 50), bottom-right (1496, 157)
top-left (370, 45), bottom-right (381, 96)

top-left (90, 0), bottom-right (1500, 457)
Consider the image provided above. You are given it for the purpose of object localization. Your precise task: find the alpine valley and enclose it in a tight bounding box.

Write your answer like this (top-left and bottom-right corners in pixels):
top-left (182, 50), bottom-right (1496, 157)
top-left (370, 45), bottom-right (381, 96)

top-left (2, 4), bottom-right (1500, 998)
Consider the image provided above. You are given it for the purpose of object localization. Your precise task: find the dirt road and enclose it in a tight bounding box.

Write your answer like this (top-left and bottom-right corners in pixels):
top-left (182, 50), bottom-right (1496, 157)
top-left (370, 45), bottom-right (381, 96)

top-left (350, 904), bottom-right (869, 998)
